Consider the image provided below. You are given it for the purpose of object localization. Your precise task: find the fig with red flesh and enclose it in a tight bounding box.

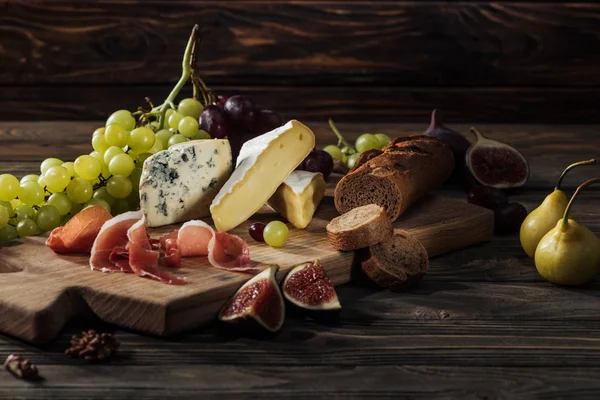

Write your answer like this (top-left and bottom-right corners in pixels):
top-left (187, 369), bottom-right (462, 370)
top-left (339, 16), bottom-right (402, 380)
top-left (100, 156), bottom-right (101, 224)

top-left (282, 259), bottom-right (341, 311)
top-left (466, 128), bottom-right (529, 189)
top-left (218, 265), bottom-right (285, 333)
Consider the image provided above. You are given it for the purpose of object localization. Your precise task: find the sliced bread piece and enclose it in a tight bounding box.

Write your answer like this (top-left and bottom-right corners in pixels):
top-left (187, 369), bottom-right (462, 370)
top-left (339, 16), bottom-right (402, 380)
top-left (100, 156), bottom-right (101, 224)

top-left (361, 229), bottom-right (428, 291)
top-left (326, 204), bottom-right (392, 251)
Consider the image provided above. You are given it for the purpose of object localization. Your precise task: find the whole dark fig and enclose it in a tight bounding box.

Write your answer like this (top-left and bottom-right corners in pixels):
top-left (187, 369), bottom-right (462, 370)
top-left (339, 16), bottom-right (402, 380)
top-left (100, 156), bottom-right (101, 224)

top-left (467, 185), bottom-right (508, 211)
top-left (494, 202), bottom-right (528, 235)
top-left (423, 109), bottom-right (471, 183)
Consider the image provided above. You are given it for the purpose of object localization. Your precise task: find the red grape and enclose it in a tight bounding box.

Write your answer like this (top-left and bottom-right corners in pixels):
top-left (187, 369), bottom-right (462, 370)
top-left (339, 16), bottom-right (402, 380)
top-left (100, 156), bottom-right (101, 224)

top-left (249, 222), bottom-right (266, 242)
top-left (256, 109), bottom-right (284, 134)
top-left (467, 186), bottom-right (508, 210)
top-left (199, 105), bottom-right (229, 139)
top-left (297, 149), bottom-right (334, 179)
top-left (224, 95), bottom-right (257, 126)
top-left (494, 202), bottom-right (527, 235)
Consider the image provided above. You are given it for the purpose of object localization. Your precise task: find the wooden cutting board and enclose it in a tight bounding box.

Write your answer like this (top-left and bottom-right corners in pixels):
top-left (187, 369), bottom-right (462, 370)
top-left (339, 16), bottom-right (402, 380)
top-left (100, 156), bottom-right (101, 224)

top-left (0, 190), bottom-right (493, 344)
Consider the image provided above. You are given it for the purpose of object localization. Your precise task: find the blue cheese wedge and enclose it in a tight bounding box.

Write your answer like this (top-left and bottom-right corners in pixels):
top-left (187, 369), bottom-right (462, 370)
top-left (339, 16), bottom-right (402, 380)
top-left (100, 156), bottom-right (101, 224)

top-left (267, 170), bottom-right (326, 229)
top-left (139, 139), bottom-right (232, 227)
top-left (210, 120), bottom-right (315, 232)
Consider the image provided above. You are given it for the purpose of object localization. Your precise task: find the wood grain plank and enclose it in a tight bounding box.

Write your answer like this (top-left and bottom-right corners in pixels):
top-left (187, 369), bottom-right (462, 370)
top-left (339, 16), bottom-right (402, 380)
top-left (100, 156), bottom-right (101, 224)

top-left (2, 365), bottom-right (600, 399)
top-left (2, 86), bottom-right (600, 123)
top-left (2, 121), bottom-right (599, 190)
top-left (2, 2), bottom-right (599, 87)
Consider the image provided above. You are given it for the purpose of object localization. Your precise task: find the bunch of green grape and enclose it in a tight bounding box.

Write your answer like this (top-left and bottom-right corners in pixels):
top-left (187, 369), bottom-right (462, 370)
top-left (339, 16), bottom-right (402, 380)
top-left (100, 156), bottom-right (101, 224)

top-left (0, 97), bottom-right (211, 243)
top-left (322, 127), bottom-right (392, 170)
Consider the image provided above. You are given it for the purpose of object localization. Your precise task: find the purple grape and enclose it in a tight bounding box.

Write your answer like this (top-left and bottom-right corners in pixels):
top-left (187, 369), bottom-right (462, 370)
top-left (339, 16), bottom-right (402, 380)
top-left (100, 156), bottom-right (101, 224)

top-left (297, 149), bottom-right (334, 179)
top-left (249, 222), bottom-right (266, 242)
top-left (199, 105), bottom-right (229, 139)
top-left (467, 185), bottom-right (508, 211)
top-left (494, 202), bottom-right (527, 235)
top-left (256, 109), bottom-right (284, 134)
top-left (224, 95), bottom-right (257, 126)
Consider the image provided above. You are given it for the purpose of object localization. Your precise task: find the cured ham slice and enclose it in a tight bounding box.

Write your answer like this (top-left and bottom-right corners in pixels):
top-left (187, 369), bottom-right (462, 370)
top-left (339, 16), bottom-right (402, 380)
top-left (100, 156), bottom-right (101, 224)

top-left (208, 232), bottom-right (256, 273)
top-left (90, 211), bottom-right (142, 272)
top-left (178, 220), bottom-right (214, 257)
top-left (127, 219), bottom-right (187, 285)
top-left (47, 206), bottom-right (112, 254)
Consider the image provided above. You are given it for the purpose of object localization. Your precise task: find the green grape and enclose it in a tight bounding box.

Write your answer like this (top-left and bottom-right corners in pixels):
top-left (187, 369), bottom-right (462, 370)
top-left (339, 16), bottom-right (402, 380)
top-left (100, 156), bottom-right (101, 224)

top-left (85, 198), bottom-right (111, 214)
top-left (40, 158), bottom-right (63, 174)
top-left (0, 200), bottom-right (13, 217)
top-left (74, 155), bottom-right (102, 180)
top-left (0, 204), bottom-right (9, 229)
top-left (35, 205), bottom-right (61, 232)
top-left (106, 110), bottom-right (136, 131)
top-left (70, 202), bottom-right (83, 215)
top-left (156, 129), bottom-right (173, 148)
top-left (322, 145), bottom-right (343, 161)
top-left (148, 136), bottom-right (164, 154)
top-left (127, 192), bottom-right (140, 211)
top-left (178, 98), bottom-right (204, 119)
top-left (106, 176), bottom-right (132, 199)
top-left (103, 146), bottom-right (124, 165)
top-left (93, 187), bottom-right (116, 207)
top-left (168, 112), bottom-right (184, 131)
top-left (178, 116), bottom-right (199, 138)
top-left (263, 221), bottom-right (289, 248)
top-left (108, 153), bottom-right (135, 176)
top-left (168, 134), bottom-right (188, 147)
top-left (129, 167), bottom-right (143, 193)
top-left (165, 108), bottom-right (175, 122)
top-left (92, 131), bottom-right (109, 153)
top-left (37, 174), bottom-right (47, 188)
top-left (100, 162), bottom-right (110, 180)
top-left (89, 151), bottom-right (104, 163)
top-left (374, 133), bottom-right (392, 149)
top-left (10, 199), bottom-right (20, 210)
top-left (19, 181), bottom-right (44, 205)
top-left (104, 123), bottom-right (129, 147)
top-left (135, 153), bottom-right (152, 166)
top-left (355, 134), bottom-right (379, 153)
top-left (0, 174), bottom-right (20, 201)
top-left (61, 162), bottom-right (75, 178)
top-left (193, 130), bottom-right (211, 140)
top-left (20, 174), bottom-right (39, 184)
top-left (16, 219), bottom-right (39, 237)
top-left (347, 153), bottom-right (360, 169)
top-left (128, 127), bottom-right (155, 152)
top-left (93, 127), bottom-right (106, 137)
top-left (44, 165), bottom-right (71, 193)
top-left (66, 178), bottom-right (93, 204)
top-left (0, 225), bottom-right (18, 242)
top-left (111, 199), bottom-right (130, 216)
top-left (14, 204), bottom-right (35, 222)
top-left (47, 192), bottom-right (72, 216)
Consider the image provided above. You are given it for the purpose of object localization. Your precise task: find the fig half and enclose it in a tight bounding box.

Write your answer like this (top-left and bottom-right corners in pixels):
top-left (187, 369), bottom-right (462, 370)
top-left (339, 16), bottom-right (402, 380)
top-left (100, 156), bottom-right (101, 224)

top-left (466, 127), bottom-right (529, 189)
top-left (282, 259), bottom-right (341, 311)
top-left (218, 265), bottom-right (285, 333)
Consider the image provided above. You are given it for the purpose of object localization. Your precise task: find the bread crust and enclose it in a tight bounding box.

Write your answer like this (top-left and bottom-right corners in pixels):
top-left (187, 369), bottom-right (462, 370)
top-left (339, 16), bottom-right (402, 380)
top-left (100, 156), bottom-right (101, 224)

top-left (334, 135), bottom-right (454, 222)
top-left (326, 205), bottom-right (392, 251)
top-left (361, 229), bottom-right (429, 291)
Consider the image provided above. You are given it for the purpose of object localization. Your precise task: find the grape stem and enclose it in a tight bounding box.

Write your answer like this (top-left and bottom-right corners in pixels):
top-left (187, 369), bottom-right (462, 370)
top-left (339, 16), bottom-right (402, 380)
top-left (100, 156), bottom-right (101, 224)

top-left (153, 25), bottom-right (199, 130)
top-left (328, 119), bottom-right (356, 154)
top-left (562, 177), bottom-right (600, 229)
top-left (555, 159), bottom-right (597, 191)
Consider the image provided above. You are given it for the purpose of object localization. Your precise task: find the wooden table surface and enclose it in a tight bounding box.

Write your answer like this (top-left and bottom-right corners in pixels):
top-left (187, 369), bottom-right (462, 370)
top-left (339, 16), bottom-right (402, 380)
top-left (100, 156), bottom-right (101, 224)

top-left (1, 121), bottom-right (599, 399)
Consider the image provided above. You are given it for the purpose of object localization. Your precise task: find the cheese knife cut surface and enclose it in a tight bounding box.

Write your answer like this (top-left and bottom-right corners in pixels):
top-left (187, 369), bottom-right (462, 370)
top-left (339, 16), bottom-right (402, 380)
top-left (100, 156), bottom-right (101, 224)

top-left (210, 120), bottom-right (316, 232)
top-left (139, 139), bottom-right (233, 227)
top-left (268, 170), bottom-right (326, 229)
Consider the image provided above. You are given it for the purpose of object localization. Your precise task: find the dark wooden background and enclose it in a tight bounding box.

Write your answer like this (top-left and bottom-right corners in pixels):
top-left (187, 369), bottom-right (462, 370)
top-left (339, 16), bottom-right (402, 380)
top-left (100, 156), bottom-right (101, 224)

top-left (1, 0), bottom-right (600, 123)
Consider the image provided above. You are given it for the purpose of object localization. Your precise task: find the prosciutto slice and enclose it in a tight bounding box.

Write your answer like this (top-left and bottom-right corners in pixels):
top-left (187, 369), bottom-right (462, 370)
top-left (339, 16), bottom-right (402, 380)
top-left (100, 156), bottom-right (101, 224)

top-left (159, 220), bottom-right (256, 273)
top-left (127, 219), bottom-right (187, 285)
top-left (90, 211), bottom-right (143, 273)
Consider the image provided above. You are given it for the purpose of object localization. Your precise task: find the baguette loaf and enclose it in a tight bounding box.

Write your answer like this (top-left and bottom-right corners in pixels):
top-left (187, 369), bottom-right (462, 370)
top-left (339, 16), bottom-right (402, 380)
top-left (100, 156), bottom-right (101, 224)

top-left (360, 229), bottom-right (429, 291)
top-left (326, 204), bottom-right (392, 251)
top-left (335, 135), bottom-right (454, 222)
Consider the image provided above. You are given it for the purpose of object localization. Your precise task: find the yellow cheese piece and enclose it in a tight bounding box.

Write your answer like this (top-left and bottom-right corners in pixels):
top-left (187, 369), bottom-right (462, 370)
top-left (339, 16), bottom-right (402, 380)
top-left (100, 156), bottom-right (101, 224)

top-left (267, 171), bottom-right (326, 229)
top-left (210, 120), bottom-right (316, 232)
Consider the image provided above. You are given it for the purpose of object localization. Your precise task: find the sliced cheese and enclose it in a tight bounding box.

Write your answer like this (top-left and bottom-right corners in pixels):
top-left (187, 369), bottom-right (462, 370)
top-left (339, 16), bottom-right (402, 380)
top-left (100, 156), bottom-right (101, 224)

top-left (210, 120), bottom-right (315, 232)
top-left (267, 170), bottom-right (326, 229)
top-left (139, 139), bottom-right (232, 227)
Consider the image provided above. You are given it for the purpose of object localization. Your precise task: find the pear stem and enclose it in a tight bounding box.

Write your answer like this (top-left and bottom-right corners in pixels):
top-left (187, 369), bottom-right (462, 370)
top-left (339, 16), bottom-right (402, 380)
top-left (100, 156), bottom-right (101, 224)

top-left (562, 177), bottom-right (600, 227)
top-left (555, 159), bottom-right (597, 190)
top-left (470, 127), bottom-right (485, 141)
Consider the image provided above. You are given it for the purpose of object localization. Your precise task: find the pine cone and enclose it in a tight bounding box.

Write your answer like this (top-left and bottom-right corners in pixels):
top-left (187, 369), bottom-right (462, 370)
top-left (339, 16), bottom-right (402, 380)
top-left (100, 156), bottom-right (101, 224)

top-left (4, 354), bottom-right (41, 380)
top-left (65, 330), bottom-right (120, 362)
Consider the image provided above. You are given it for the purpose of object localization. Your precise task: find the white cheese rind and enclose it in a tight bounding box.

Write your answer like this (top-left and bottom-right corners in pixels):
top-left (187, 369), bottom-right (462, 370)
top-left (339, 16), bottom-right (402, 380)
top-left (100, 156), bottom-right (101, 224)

top-left (210, 120), bottom-right (315, 232)
top-left (283, 170), bottom-right (321, 195)
top-left (139, 139), bottom-right (232, 227)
